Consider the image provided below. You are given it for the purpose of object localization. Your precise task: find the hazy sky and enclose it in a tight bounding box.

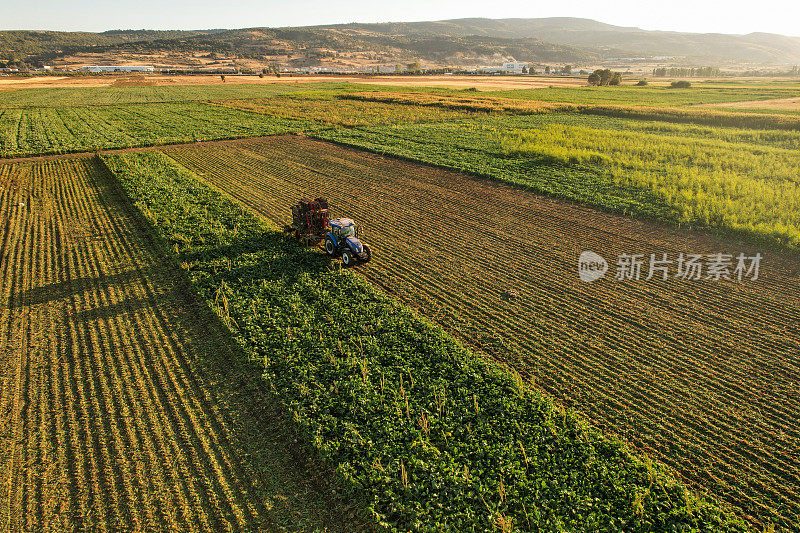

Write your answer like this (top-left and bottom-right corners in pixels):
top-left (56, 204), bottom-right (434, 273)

top-left (2, 0), bottom-right (799, 36)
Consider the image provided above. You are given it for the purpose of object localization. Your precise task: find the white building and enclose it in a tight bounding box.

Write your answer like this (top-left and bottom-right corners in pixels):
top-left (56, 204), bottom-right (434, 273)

top-left (502, 62), bottom-right (528, 73)
top-left (81, 65), bottom-right (154, 73)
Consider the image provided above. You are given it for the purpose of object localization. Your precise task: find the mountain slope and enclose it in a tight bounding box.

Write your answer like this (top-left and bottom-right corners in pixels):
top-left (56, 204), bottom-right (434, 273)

top-left (321, 17), bottom-right (800, 63)
top-left (3, 17), bottom-right (800, 68)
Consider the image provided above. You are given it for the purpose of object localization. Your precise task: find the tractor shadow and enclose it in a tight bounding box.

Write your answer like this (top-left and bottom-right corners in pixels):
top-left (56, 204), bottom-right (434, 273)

top-left (178, 230), bottom-right (348, 289)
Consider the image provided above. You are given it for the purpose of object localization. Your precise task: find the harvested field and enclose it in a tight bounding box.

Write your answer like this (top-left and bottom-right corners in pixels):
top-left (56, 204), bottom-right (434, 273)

top-left (0, 157), bottom-right (363, 531)
top-left (709, 96), bottom-right (800, 110)
top-left (167, 135), bottom-right (800, 529)
top-left (0, 74), bottom-right (591, 92)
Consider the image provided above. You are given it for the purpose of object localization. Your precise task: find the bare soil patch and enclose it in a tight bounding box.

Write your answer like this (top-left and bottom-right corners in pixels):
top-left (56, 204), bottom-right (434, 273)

top-left (707, 96), bottom-right (800, 110)
top-left (0, 74), bottom-right (592, 92)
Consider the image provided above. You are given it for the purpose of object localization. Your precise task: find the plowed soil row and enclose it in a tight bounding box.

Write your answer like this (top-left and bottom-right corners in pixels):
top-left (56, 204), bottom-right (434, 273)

top-left (167, 135), bottom-right (800, 529)
top-left (0, 157), bottom-right (363, 531)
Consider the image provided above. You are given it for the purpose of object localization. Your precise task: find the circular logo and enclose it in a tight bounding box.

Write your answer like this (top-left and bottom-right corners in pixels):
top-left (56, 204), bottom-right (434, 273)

top-left (578, 251), bottom-right (608, 283)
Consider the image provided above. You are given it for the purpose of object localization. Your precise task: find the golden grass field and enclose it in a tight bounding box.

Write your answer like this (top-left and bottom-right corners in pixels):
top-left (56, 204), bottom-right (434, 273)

top-left (0, 74), bottom-right (624, 92)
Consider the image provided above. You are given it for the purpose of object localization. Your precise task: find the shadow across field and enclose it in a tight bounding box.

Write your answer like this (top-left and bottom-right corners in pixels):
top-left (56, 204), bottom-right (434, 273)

top-left (12, 268), bottom-right (160, 309)
top-left (86, 160), bottom-right (374, 531)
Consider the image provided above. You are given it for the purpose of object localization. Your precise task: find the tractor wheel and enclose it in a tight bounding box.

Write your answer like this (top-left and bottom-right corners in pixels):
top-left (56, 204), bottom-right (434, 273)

top-left (324, 236), bottom-right (336, 256)
top-left (341, 249), bottom-right (354, 266)
top-left (361, 244), bottom-right (372, 263)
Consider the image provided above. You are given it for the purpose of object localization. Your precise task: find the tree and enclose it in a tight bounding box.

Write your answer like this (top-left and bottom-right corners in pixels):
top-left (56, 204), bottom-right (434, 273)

top-left (521, 66), bottom-right (528, 74)
top-left (563, 65), bottom-right (572, 75)
top-left (395, 64), bottom-right (403, 73)
top-left (406, 61), bottom-right (422, 74)
top-left (544, 66), bottom-right (551, 75)
top-left (587, 69), bottom-right (620, 86)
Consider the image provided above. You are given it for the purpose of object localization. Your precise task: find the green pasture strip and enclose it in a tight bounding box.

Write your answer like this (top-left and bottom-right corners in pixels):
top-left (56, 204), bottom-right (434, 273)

top-left (484, 86), bottom-right (800, 107)
top-left (337, 91), bottom-right (800, 130)
top-left (0, 81), bottom-right (443, 109)
top-left (313, 116), bottom-right (800, 248)
top-left (0, 82), bottom-right (338, 107)
top-left (697, 106), bottom-right (800, 116)
top-left (0, 102), bottom-right (314, 158)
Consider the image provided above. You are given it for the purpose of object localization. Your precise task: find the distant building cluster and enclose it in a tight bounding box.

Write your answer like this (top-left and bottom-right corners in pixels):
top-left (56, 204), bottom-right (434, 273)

top-left (80, 65), bottom-right (155, 73)
top-left (0, 61), bottom-right (588, 77)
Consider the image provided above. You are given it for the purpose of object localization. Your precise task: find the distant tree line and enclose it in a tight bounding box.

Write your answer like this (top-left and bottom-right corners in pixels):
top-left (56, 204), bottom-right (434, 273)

top-left (652, 67), bottom-right (721, 77)
top-left (738, 66), bottom-right (800, 77)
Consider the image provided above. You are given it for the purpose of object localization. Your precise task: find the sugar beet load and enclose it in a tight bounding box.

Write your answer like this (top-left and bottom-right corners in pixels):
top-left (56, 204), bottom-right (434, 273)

top-left (285, 197), bottom-right (372, 266)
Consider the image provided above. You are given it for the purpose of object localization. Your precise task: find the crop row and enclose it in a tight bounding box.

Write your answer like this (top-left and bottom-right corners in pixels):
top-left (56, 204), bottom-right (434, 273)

top-left (165, 136), bottom-right (800, 529)
top-left (0, 157), bottom-right (352, 531)
top-left (342, 91), bottom-right (800, 130)
top-left (483, 85), bottom-right (800, 107)
top-left (212, 95), bottom-right (477, 126)
top-left (104, 149), bottom-right (746, 531)
top-left (312, 117), bottom-right (800, 249)
top-left (0, 102), bottom-right (311, 158)
top-left (0, 82), bottom-right (351, 108)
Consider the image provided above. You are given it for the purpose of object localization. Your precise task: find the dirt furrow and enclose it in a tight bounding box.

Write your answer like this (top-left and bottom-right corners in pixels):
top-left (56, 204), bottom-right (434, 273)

top-left (0, 157), bottom-right (364, 531)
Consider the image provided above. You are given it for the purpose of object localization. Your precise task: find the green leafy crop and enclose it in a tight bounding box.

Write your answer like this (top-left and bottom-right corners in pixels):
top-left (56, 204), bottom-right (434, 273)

top-left (103, 151), bottom-right (746, 531)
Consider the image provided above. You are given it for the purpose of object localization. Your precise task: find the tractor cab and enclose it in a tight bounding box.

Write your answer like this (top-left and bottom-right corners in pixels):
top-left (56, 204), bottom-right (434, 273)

top-left (330, 218), bottom-right (357, 239)
top-left (325, 218), bottom-right (371, 266)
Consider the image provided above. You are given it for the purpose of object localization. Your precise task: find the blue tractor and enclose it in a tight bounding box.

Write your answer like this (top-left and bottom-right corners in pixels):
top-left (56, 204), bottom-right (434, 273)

top-left (325, 218), bottom-right (372, 266)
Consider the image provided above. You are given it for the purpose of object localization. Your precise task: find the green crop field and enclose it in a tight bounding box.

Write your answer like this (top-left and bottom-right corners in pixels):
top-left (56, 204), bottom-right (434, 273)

top-left (484, 85), bottom-right (800, 106)
top-left (101, 149), bottom-right (746, 531)
top-left (2, 77), bottom-right (799, 531)
top-left (0, 82), bottom-right (347, 107)
top-left (314, 111), bottom-right (800, 248)
top-left (161, 134), bottom-right (800, 529)
top-left (211, 95), bottom-right (477, 126)
top-left (0, 101), bottom-right (311, 157)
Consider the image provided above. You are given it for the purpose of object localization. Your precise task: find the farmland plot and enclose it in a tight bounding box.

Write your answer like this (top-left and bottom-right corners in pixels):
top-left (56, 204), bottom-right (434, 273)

top-left (0, 157), bottom-right (361, 531)
top-left (484, 85), bottom-right (800, 106)
top-left (168, 135), bottom-right (800, 529)
top-left (316, 118), bottom-right (800, 246)
top-left (0, 102), bottom-right (310, 158)
top-left (0, 82), bottom-right (346, 108)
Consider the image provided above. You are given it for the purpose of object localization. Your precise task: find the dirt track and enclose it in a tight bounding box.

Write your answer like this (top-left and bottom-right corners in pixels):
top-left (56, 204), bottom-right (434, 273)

top-left (169, 135), bottom-right (800, 528)
top-left (0, 157), bottom-right (362, 531)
